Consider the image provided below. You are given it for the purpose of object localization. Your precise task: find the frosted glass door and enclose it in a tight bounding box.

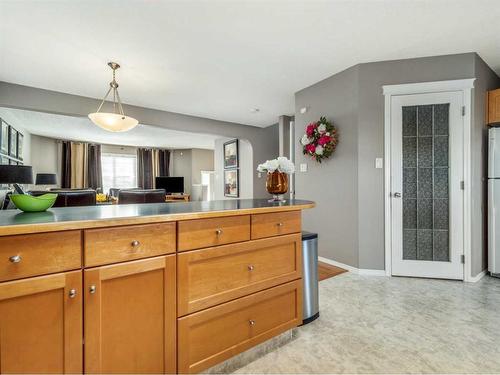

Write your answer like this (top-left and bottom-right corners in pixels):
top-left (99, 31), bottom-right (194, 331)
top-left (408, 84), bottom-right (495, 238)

top-left (402, 104), bottom-right (449, 261)
top-left (391, 92), bottom-right (464, 280)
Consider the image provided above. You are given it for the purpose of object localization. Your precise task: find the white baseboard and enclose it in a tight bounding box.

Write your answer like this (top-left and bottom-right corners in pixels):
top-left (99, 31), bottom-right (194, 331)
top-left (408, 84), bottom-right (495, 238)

top-left (468, 270), bottom-right (487, 283)
top-left (318, 257), bottom-right (387, 277)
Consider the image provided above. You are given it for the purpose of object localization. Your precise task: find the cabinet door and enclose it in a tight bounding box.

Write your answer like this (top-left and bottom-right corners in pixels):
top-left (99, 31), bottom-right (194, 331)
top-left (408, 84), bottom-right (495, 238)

top-left (84, 255), bottom-right (176, 374)
top-left (0, 271), bottom-right (82, 374)
top-left (488, 89), bottom-right (500, 124)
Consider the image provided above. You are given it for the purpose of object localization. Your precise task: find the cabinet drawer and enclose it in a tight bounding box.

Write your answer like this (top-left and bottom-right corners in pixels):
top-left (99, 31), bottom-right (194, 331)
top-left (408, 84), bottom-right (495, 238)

top-left (177, 216), bottom-right (250, 251)
top-left (178, 280), bottom-right (302, 374)
top-left (251, 211), bottom-right (301, 239)
top-left (84, 223), bottom-right (176, 267)
top-left (178, 234), bottom-right (302, 316)
top-left (0, 231), bottom-right (81, 282)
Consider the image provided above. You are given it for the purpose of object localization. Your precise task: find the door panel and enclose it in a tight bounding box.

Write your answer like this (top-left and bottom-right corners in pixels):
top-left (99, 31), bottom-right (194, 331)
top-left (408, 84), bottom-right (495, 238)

top-left (84, 256), bottom-right (176, 374)
top-left (391, 92), bottom-right (464, 279)
top-left (0, 271), bottom-right (82, 374)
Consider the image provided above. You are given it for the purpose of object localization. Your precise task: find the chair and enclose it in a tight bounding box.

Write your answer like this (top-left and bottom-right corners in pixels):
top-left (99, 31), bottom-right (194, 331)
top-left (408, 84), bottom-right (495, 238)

top-left (30, 189), bottom-right (97, 207)
top-left (118, 189), bottom-right (166, 204)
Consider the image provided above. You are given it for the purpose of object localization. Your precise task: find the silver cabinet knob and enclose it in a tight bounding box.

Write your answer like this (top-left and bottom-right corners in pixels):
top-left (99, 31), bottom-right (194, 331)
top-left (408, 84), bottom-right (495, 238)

top-left (68, 289), bottom-right (77, 298)
top-left (9, 255), bottom-right (21, 263)
top-left (249, 320), bottom-right (256, 326)
top-left (89, 285), bottom-right (97, 294)
top-left (131, 240), bottom-right (140, 247)
top-left (215, 229), bottom-right (223, 235)
top-left (393, 192), bottom-right (402, 198)
top-left (276, 222), bottom-right (284, 227)
top-left (248, 265), bottom-right (254, 271)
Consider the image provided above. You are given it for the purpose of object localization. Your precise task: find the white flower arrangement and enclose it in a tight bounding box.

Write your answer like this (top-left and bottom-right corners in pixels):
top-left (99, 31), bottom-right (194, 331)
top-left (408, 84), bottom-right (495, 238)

top-left (257, 156), bottom-right (295, 174)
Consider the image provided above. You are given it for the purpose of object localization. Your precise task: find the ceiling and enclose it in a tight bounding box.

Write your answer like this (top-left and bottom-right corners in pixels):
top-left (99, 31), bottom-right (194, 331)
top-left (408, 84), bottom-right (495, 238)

top-left (0, 108), bottom-right (218, 150)
top-left (1, 1), bottom-right (499, 127)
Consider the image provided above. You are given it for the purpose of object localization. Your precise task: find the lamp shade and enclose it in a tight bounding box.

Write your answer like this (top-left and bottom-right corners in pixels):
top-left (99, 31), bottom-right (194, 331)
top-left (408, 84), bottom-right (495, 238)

top-left (88, 112), bottom-right (138, 132)
top-left (0, 165), bottom-right (33, 184)
top-left (35, 173), bottom-right (57, 185)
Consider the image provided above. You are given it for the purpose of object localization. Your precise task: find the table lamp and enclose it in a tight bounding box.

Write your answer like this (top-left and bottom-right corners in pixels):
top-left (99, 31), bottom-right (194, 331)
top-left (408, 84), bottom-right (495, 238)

top-left (35, 173), bottom-right (57, 186)
top-left (0, 165), bottom-right (34, 194)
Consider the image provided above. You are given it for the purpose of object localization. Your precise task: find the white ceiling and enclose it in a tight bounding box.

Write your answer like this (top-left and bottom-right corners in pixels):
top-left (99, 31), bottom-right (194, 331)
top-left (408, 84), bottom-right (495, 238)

top-left (1, 1), bottom-right (500, 127)
top-left (0, 108), bottom-right (218, 150)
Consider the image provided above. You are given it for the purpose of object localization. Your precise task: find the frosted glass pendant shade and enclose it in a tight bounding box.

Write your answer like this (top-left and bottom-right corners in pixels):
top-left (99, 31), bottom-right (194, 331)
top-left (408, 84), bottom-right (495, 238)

top-left (88, 112), bottom-right (138, 132)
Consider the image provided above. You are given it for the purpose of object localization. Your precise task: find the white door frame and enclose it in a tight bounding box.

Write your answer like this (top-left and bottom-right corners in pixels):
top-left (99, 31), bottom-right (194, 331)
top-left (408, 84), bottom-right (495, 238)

top-left (383, 79), bottom-right (475, 281)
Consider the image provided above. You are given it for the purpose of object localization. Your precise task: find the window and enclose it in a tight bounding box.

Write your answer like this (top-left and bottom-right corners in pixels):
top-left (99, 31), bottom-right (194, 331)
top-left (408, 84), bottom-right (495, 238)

top-left (101, 153), bottom-right (137, 193)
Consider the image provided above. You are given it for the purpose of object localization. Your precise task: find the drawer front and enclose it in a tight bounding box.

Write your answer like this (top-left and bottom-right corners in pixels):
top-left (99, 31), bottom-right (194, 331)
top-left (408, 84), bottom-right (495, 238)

top-left (177, 216), bottom-right (250, 251)
top-left (251, 211), bottom-right (301, 239)
top-left (177, 234), bottom-right (302, 316)
top-left (178, 280), bottom-right (302, 374)
top-left (0, 231), bottom-right (82, 282)
top-left (84, 223), bottom-right (176, 267)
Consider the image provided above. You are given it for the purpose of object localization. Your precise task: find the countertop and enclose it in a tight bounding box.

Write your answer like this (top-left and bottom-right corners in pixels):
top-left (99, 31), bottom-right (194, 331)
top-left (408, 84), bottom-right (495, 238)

top-left (0, 199), bottom-right (315, 236)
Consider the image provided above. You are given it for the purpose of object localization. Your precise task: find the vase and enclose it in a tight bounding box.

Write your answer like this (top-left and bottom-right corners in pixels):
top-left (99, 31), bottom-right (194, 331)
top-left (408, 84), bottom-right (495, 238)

top-left (266, 171), bottom-right (288, 202)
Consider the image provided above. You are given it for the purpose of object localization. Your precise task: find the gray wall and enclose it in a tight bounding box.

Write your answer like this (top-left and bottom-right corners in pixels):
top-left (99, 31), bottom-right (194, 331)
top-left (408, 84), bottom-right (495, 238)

top-left (30, 135), bottom-right (60, 184)
top-left (295, 53), bottom-right (498, 276)
top-left (171, 149), bottom-right (193, 194)
top-left (191, 149), bottom-right (214, 185)
top-left (295, 65), bottom-right (360, 267)
top-left (0, 81), bottom-right (279, 198)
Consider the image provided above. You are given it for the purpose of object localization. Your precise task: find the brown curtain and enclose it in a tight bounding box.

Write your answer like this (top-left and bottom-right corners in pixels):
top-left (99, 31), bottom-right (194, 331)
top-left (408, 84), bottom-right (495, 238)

top-left (158, 149), bottom-right (170, 177)
top-left (87, 144), bottom-right (102, 191)
top-left (61, 141), bottom-right (71, 188)
top-left (151, 149), bottom-right (170, 188)
top-left (137, 148), bottom-right (153, 189)
top-left (60, 141), bottom-right (103, 190)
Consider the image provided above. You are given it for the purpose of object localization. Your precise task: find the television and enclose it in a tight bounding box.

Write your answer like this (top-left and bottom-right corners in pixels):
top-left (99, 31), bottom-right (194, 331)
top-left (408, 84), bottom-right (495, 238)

top-left (156, 176), bottom-right (184, 194)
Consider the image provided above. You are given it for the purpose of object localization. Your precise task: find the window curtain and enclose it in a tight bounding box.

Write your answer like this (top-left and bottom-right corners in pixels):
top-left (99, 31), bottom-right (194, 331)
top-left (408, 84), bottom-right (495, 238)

top-left (61, 141), bottom-right (72, 188)
top-left (151, 149), bottom-right (171, 188)
top-left (157, 149), bottom-right (170, 177)
top-left (70, 142), bottom-right (87, 189)
top-left (137, 148), bottom-right (154, 189)
top-left (87, 144), bottom-right (102, 190)
top-left (60, 141), bottom-right (103, 190)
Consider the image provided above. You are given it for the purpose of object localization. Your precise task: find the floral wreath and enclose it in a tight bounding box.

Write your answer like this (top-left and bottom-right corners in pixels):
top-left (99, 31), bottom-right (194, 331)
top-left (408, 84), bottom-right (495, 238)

top-left (300, 116), bottom-right (338, 162)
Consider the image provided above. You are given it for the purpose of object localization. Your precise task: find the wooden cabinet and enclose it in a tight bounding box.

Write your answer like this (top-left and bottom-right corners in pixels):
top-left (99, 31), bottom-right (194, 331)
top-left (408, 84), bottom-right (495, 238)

top-left (488, 89), bottom-right (500, 124)
top-left (84, 223), bottom-right (176, 267)
top-left (177, 280), bottom-right (302, 374)
top-left (0, 271), bottom-right (82, 373)
top-left (0, 230), bottom-right (81, 282)
top-left (177, 215), bottom-right (250, 251)
top-left (251, 211), bottom-right (301, 239)
top-left (177, 234), bottom-right (302, 316)
top-left (84, 255), bottom-right (176, 374)
top-left (0, 207), bottom-right (308, 374)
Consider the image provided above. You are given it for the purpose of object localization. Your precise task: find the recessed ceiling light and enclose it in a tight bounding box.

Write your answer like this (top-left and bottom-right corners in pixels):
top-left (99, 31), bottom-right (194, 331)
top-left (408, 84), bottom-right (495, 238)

top-left (250, 108), bottom-right (260, 113)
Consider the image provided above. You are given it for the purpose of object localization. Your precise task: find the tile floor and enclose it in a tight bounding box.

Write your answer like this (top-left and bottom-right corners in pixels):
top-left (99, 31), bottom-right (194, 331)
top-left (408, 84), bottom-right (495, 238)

top-left (235, 273), bottom-right (500, 374)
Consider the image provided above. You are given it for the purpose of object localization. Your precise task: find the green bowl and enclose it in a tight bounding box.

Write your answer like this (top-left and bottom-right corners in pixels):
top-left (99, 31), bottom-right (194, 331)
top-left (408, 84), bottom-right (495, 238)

top-left (10, 193), bottom-right (58, 212)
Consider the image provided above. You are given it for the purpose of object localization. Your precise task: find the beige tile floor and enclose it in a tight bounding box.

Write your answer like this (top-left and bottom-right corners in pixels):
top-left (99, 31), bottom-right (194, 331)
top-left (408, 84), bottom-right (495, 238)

top-left (235, 273), bottom-right (500, 374)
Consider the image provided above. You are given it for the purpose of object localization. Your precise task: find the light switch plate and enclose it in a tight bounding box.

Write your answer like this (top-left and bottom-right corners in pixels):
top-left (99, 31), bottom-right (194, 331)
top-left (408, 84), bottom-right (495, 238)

top-left (300, 163), bottom-right (308, 172)
top-left (375, 158), bottom-right (383, 169)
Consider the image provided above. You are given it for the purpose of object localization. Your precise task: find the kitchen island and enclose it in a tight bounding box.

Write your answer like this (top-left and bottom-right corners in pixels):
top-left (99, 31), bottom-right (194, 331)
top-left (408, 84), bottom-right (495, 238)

top-left (0, 199), bottom-right (314, 374)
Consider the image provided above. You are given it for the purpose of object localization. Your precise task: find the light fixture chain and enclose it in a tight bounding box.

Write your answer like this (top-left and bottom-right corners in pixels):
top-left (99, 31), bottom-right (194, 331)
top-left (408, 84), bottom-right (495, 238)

top-left (96, 86), bottom-right (113, 113)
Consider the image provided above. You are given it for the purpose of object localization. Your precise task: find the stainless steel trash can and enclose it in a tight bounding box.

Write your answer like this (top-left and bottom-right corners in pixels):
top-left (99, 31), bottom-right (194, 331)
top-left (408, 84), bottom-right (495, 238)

top-left (302, 231), bottom-right (319, 324)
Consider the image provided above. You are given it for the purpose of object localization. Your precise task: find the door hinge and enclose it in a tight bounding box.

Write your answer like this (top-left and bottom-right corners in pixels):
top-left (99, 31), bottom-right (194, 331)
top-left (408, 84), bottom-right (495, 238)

top-left (462, 106), bottom-right (466, 116)
top-left (460, 181), bottom-right (465, 190)
top-left (461, 255), bottom-right (465, 264)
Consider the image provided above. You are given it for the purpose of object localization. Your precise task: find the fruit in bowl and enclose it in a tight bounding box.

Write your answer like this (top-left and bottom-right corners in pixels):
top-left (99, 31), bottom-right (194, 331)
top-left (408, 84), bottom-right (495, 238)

top-left (96, 193), bottom-right (108, 203)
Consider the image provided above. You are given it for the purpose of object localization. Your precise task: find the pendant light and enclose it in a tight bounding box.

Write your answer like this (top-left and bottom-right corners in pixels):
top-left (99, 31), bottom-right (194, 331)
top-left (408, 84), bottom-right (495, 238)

top-left (88, 62), bottom-right (138, 132)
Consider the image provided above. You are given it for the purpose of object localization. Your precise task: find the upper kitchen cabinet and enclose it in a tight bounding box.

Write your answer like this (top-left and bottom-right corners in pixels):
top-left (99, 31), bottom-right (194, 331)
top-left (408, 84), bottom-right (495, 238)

top-left (488, 89), bottom-right (500, 125)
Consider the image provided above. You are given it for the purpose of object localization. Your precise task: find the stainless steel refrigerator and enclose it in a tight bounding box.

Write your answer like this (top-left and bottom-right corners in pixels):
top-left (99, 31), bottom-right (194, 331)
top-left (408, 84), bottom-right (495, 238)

top-left (488, 127), bottom-right (500, 277)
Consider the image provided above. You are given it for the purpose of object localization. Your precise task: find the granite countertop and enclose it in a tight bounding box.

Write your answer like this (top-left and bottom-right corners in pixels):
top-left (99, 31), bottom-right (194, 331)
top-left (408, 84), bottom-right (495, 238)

top-left (0, 199), bottom-right (315, 236)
